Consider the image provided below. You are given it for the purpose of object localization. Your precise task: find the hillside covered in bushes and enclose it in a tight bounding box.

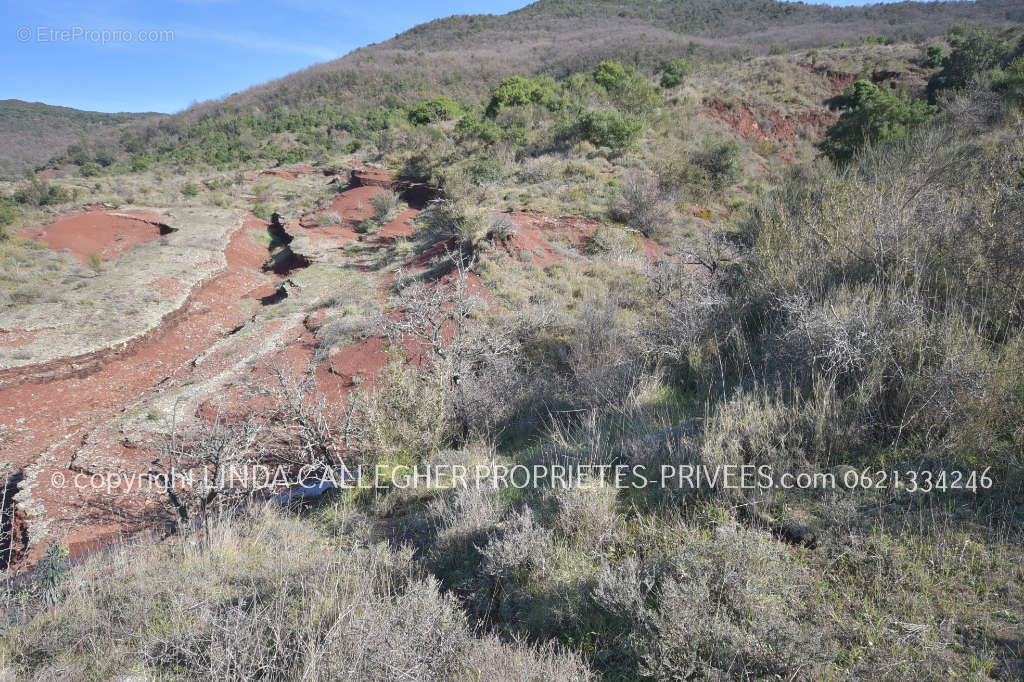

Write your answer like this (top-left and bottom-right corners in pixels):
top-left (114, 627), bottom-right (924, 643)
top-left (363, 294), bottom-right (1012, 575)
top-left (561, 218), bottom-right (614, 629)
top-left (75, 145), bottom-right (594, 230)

top-left (1, 2), bottom-right (1024, 681)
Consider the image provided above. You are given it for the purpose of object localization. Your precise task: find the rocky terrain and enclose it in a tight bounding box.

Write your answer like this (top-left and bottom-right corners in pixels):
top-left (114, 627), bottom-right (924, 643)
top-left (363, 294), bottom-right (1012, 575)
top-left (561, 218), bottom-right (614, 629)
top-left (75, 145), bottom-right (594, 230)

top-left (0, 163), bottom-right (671, 567)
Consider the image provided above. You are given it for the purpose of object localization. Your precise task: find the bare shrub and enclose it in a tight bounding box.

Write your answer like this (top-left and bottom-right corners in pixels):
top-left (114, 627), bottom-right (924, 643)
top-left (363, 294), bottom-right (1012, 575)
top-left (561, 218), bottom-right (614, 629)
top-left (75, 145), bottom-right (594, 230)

top-left (593, 523), bottom-right (824, 681)
top-left (565, 297), bottom-right (647, 409)
top-left (478, 507), bottom-right (554, 581)
top-left (424, 480), bottom-right (507, 580)
top-left (610, 169), bottom-right (676, 240)
top-left (375, 253), bottom-right (522, 444)
top-left (151, 366), bottom-right (348, 529)
top-left (459, 635), bottom-right (595, 682)
top-left (541, 478), bottom-right (620, 549)
top-left (371, 189), bottom-right (401, 223)
top-left (515, 156), bottom-right (558, 184)
top-left (316, 211), bottom-right (342, 226)
top-left (486, 212), bottom-right (519, 243)
top-left (0, 508), bottom-right (593, 681)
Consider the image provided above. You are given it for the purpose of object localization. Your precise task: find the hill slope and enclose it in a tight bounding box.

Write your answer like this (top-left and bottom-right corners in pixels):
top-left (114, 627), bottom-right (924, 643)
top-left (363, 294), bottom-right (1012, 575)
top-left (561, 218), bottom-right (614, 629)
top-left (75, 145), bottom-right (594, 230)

top-left (0, 100), bottom-right (160, 176)
top-left (215, 0), bottom-right (1022, 111)
top-left (55, 0), bottom-right (1017, 173)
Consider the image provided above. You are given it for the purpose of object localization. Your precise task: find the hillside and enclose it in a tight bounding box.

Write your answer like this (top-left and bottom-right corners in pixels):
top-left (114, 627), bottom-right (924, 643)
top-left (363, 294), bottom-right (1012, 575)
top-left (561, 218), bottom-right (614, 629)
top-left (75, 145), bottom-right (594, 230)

top-left (0, 2), bottom-right (1023, 680)
top-left (217, 0), bottom-right (1024, 108)
top-left (0, 100), bottom-right (160, 177)
top-left (41, 0), bottom-right (1022, 173)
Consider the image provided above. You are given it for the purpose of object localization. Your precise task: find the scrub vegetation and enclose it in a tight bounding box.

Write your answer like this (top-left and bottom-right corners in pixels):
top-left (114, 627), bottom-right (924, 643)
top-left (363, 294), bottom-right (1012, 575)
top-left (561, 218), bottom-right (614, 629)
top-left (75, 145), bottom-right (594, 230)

top-left (2, 2), bottom-right (1024, 680)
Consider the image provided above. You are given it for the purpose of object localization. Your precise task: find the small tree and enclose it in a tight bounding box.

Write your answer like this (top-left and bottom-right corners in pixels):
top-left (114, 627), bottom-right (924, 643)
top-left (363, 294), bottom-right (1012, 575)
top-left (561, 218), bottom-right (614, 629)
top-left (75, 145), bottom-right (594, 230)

top-left (993, 56), bottom-right (1024, 103)
top-left (592, 60), bottom-right (661, 112)
top-left (821, 80), bottom-right (936, 163)
top-left (660, 58), bottom-right (693, 88)
top-left (692, 138), bottom-right (743, 189)
top-left (578, 110), bottom-right (645, 149)
top-left (408, 96), bottom-right (462, 125)
top-left (926, 27), bottom-right (1007, 102)
top-left (924, 44), bottom-right (945, 68)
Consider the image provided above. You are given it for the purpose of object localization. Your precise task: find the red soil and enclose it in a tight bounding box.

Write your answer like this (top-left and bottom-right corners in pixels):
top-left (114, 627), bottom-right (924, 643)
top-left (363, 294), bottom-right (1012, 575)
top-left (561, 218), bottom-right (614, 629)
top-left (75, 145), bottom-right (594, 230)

top-left (0, 329), bottom-right (39, 348)
top-left (1, 173), bottom-right (669, 568)
top-left (17, 209), bottom-right (174, 264)
top-left (258, 165), bottom-right (317, 181)
top-left (504, 211), bottom-right (668, 265)
top-left (0, 220), bottom-right (272, 563)
top-left (703, 98), bottom-right (835, 147)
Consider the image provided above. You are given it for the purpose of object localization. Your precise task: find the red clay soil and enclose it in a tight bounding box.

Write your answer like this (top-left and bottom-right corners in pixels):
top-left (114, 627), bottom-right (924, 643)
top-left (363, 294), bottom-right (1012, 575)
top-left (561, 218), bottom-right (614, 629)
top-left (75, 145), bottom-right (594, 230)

top-left (0, 221), bottom-right (272, 563)
top-left (703, 98), bottom-right (835, 146)
top-left (0, 329), bottom-right (39, 348)
top-left (351, 167), bottom-right (395, 188)
top-left (17, 209), bottom-right (174, 264)
top-left (1, 176), bottom-right (673, 567)
top-left (258, 165), bottom-right (317, 180)
top-left (503, 211), bottom-right (669, 265)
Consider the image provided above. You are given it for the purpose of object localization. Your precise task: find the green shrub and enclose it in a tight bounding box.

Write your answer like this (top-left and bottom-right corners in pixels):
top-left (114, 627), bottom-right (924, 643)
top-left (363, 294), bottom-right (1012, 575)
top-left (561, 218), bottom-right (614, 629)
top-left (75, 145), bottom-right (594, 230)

top-left (692, 138), bottom-right (743, 189)
top-left (13, 175), bottom-right (71, 206)
top-left (593, 61), bottom-right (629, 91)
top-left (130, 155), bottom-right (149, 172)
top-left (926, 27), bottom-right (1007, 102)
top-left (592, 60), bottom-right (661, 112)
top-left (252, 203), bottom-right (273, 221)
top-left (578, 109), bottom-right (644, 149)
top-left (371, 189), bottom-right (401, 223)
top-left (0, 198), bottom-right (15, 230)
top-left (455, 114), bottom-right (502, 144)
top-left (464, 158), bottom-right (504, 185)
top-left (181, 181), bottom-right (200, 197)
top-left (993, 56), bottom-right (1024, 103)
top-left (486, 75), bottom-right (563, 117)
top-left (820, 80), bottom-right (936, 163)
top-left (660, 58), bottom-right (693, 88)
top-left (408, 96), bottom-right (462, 125)
top-left (924, 44), bottom-right (945, 68)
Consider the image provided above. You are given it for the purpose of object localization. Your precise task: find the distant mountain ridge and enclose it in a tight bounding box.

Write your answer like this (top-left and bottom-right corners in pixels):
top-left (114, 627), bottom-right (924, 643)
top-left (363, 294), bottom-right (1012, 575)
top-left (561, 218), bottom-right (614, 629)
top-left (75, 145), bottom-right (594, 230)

top-left (0, 100), bottom-right (161, 176)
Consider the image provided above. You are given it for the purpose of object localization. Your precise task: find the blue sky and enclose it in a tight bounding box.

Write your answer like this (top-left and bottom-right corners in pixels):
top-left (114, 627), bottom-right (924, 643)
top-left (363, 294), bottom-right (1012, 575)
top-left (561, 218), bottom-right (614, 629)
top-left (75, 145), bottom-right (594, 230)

top-left (3, 0), bottom-right (919, 114)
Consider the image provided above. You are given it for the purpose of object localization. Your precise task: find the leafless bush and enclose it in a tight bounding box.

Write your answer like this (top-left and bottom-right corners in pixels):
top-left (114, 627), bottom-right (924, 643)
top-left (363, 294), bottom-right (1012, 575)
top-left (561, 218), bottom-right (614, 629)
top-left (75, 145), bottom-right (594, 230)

top-left (152, 366), bottom-right (348, 530)
top-left (486, 212), bottom-right (519, 243)
top-left (610, 169), bottom-right (677, 240)
top-left (0, 509), bottom-right (593, 681)
top-left (371, 189), bottom-right (402, 223)
top-left (478, 507), bottom-right (554, 581)
top-left (375, 253), bottom-right (522, 444)
top-left (565, 297), bottom-right (647, 409)
top-left (593, 524), bottom-right (824, 681)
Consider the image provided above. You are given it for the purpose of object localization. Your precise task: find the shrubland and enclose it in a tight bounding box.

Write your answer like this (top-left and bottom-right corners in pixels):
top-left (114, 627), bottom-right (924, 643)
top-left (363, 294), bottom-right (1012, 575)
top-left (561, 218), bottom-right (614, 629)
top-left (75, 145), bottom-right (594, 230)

top-left (2, 18), bottom-right (1024, 682)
